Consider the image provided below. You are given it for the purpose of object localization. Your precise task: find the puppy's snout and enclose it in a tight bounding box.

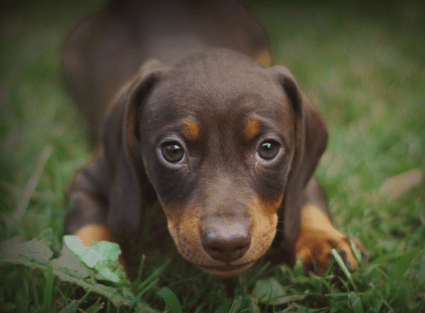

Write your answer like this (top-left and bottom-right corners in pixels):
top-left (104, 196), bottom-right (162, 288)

top-left (201, 222), bottom-right (251, 263)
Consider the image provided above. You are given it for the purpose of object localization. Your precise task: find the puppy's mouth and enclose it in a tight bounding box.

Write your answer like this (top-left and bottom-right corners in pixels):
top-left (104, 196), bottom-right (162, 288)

top-left (197, 261), bottom-right (256, 277)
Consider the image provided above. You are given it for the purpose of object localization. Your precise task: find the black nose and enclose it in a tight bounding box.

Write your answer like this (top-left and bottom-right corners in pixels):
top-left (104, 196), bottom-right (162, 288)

top-left (201, 223), bottom-right (251, 263)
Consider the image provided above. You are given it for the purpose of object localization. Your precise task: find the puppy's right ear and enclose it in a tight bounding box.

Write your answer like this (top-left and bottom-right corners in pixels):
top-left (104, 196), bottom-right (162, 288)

top-left (269, 65), bottom-right (328, 249)
top-left (101, 60), bottom-right (169, 243)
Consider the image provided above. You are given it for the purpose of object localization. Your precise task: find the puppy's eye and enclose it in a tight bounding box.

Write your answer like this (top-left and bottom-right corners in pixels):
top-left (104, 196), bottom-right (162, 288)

top-left (161, 142), bottom-right (185, 163)
top-left (257, 140), bottom-right (280, 161)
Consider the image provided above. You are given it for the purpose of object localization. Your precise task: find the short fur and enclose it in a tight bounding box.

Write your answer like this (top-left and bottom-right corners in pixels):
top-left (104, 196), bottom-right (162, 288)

top-left (65, 0), bottom-right (360, 278)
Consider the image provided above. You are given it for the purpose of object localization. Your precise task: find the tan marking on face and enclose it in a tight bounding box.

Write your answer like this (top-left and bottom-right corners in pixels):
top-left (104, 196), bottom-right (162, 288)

top-left (160, 200), bottom-right (203, 262)
top-left (182, 120), bottom-right (200, 141)
top-left (261, 193), bottom-right (284, 216)
top-left (295, 204), bottom-right (361, 275)
top-left (248, 197), bottom-right (279, 261)
top-left (255, 48), bottom-right (272, 67)
top-left (244, 118), bottom-right (261, 141)
top-left (160, 195), bottom-right (280, 277)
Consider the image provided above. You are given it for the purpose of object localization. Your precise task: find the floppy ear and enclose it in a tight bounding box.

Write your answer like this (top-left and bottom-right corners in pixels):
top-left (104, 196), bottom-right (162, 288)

top-left (101, 59), bottom-right (168, 243)
top-left (272, 66), bottom-right (328, 246)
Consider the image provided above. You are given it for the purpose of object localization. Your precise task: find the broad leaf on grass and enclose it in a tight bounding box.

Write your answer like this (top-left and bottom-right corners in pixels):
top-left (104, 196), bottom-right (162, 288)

top-left (50, 241), bottom-right (90, 279)
top-left (253, 277), bottom-right (307, 305)
top-left (0, 236), bottom-right (53, 265)
top-left (252, 277), bottom-right (285, 304)
top-left (0, 231), bottom-right (159, 312)
top-left (63, 235), bottom-right (126, 283)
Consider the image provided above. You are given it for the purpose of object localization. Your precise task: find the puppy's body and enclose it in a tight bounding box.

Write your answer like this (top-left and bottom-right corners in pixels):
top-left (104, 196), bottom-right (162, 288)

top-left (64, 0), bottom-right (271, 140)
top-left (65, 0), bottom-right (360, 278)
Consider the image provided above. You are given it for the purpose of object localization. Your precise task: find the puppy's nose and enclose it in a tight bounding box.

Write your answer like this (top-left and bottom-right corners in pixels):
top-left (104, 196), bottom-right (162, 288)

top-left (201, 223), bottom-right (251, 263)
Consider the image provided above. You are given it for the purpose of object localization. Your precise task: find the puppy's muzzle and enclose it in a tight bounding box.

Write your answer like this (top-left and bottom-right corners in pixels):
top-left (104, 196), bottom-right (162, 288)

top-left (201, 219), bottom-right (251, 264)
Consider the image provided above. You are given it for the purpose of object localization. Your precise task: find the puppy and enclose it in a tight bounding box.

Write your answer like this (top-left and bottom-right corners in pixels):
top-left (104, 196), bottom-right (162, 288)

top-left (64, 0), bottom-right (360, 278)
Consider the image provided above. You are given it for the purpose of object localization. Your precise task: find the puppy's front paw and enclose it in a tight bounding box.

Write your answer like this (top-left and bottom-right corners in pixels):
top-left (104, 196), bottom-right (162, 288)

top-left (295, 205), bottom-right (362, 275)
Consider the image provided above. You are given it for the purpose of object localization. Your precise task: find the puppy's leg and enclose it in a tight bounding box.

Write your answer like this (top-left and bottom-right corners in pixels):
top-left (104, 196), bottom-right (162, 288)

top-left (66, 156), bottom-right (130, 272)
top-left (74, 224), bottom-right (115, 247)
top-left (295, 178), bottom-right (361, 275)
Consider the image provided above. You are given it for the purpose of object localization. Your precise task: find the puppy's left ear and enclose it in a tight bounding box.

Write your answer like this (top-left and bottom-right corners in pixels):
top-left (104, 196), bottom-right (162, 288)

top-left (271, 66), bottom-right (328, 246)
top-left (101, 60), bottom-right (169, 243)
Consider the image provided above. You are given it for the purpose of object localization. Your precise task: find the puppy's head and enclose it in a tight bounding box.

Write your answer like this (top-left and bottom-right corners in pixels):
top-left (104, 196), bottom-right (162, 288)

top-left (103, 49), bottom-right (327, 277)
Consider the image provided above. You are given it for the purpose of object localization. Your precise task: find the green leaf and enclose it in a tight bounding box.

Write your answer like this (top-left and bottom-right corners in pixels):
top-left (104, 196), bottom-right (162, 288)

top-left (391, 248), bottom-right (419, 284)
top-left (50, 243), bottom-right (91, 280)
top-left (0, 236), bottom-right (53, 264)
top-left (0, 233), bottom-right (159, 312)
top-left (157, 287), bottom-right (182, 313)
top-left (63, 235), bottom-right (126, 283)
top-left (91, 240), bottom-right (121, 261)
top-left (252, 277), bottom-right (286, 303)
top-left (214, 298), bottom-right (231, 313)
top-left (349, 291), bottom-right (364, 313)
top-left (63, 236), bottom-right (87, 261)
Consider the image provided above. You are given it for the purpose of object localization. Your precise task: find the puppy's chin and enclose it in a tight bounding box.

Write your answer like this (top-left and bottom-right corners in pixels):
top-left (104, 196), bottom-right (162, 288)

top-left (197, 261), bottom-right (256, 277)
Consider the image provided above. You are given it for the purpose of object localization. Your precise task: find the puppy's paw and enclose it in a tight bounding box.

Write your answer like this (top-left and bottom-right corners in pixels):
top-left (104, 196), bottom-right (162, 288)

top-left (75, 224), bottom-right (115, 247)
top-left (74, 224), bottom-right (129, 274)
top-left (295, 205), bottom-right (363, 275)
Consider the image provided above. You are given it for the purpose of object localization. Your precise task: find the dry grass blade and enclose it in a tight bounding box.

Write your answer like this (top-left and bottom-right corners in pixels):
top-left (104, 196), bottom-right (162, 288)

top-left (378, 168), bottom-right (423, 202)
top-left (13, 145), bottom-right (53, 222)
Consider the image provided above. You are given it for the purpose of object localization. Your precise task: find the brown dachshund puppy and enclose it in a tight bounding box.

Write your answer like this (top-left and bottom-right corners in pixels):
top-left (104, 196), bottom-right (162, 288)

top-left (64, 0), bottom-right (359, 278)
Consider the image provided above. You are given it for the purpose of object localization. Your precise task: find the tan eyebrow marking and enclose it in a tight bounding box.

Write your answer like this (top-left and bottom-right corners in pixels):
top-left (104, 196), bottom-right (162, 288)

top-left (244, 118), bottom-right (261, 140)
top-left (182, 120), bottom-right (200, 141)
top-left (255, 48), bottom-right (272, 67)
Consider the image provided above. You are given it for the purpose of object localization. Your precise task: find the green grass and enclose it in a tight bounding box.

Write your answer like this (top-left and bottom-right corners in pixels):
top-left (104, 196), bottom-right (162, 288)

top-left (1, 0), bottom-right (424, 312)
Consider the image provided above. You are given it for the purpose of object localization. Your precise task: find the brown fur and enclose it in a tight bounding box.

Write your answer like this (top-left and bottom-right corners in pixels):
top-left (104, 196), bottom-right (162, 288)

top-left (64, 0), bottom-right (361, 278)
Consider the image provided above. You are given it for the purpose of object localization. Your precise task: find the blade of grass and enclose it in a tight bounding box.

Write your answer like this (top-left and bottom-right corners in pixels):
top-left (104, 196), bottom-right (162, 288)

top-left (84, 297), bottom-right (104, 313)
top-left (32, 277), bottom-right (41, 309)
top-left (130, 278), bottom-right (159, 309)
top-left (136, 259), bottom-right (170, 293)
top-left (324, 255), bottom-right (337, 277)
top-left (157, 287), bottom-right (182, 313)
top-left (350, 238), bottom-right (363, 263)
top-left (391, 248), bottom-right (419, 284)
top-left (349, 291), bottom-right (364, 313)
top-left (58, 300), bottom-right (79, 313)
top-left (2, 255), bottom-right (159, 312)
top-left (332, 249), bottom-right (357, 290)
top-left (41, 266), bottom-right (54, 313)
top-left (132, 254), bottom-right (146, 290)
top-left (228, 296), bottom-right (242, 313)
top-left (13, 145), bottom-right (52, 222)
